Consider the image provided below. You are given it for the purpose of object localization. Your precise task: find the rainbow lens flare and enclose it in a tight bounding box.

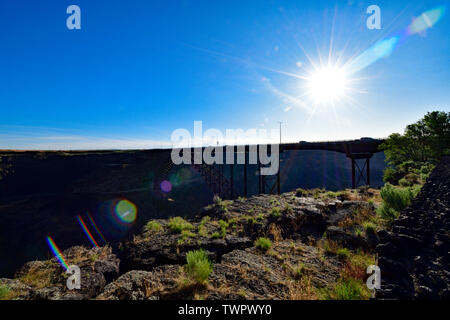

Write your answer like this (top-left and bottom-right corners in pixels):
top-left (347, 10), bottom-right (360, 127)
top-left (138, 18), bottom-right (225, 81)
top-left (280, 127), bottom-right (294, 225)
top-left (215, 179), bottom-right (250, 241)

top-left (46, 236), bottom-right (69, 270)
top-left (77, 215), bottom-right (99, 247)
top-left (86, 212), bottom-right (107, 244)
top-left (160, 180), bottom-right (172, 193)
top-left (347, 36), bottom-right (399, 74)
top-left (408, 6), bottom-right (447, 35)
top-left (115, 200), bottom-right (137, 224)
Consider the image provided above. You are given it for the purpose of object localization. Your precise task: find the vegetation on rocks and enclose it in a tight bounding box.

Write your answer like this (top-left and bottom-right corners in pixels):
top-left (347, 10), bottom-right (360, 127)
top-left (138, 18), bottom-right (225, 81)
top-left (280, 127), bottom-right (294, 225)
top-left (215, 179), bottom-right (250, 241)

top-left (255, 237), bottom-right (272, 252)
top-left (144, 220), bottom-right (162, 234)
top-left (168, 217), bottom-right (193, 233)
top-left (377, 183), bottom-right (420, 221)
top-left (0, 285), bottom-right (11, 300)
top-left (185, 250), bottom-right (213, 284)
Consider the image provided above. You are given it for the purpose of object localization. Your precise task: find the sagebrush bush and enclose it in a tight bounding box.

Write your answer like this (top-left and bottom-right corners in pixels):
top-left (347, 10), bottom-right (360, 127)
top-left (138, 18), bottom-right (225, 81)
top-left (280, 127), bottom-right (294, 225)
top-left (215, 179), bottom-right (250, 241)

top-left (0, 285), bottom-right (11, 300)
top-left (185, 249), bottom-right (212, 284)
top-left (295, 188), bottom-right (309, 197)
top-left (328, 279), bottom-right (370, 300)
top-left (211, 232), bottom-right (220, 239)
top-left (363, 222), bottom-right (376, 234)
top-left (218, 220), bottom-right (229, 237)
top-left (255, 237), bottom-right (272, 251)
top-left (377, 183), bottom-right (418, 221)
top-left (144, 220), bottom-right (162, 233)
top-left (336, 248), bottom-right (350, 261)
top-left (270, 207), bottom-right (281, 218)
top-left (168, 217), bottom-right (193, 233)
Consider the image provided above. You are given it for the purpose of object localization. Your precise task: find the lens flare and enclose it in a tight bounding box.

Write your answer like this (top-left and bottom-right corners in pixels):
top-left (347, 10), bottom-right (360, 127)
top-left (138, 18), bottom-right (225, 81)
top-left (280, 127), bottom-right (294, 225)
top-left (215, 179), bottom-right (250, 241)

top-left (347, 36), bottom-right (399, 74)
top-left (408, 6), bottom-right (447, 35)
top-left (46, 236), bottom-right (68, 270)
top-left (86, 212), bottom-right (107, 244)
top-left (160, 180), bottom-right (172, 193)
top-left (115, 200), bottom-right (137, 224)
top-left (77, 215), bottom-right (99, 247)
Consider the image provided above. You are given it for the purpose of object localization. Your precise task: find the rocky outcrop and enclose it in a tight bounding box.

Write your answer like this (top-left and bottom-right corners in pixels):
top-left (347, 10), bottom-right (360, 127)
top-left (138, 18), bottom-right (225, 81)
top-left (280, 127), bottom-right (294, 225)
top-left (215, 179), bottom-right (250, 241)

top-left (99, 241), bottom-right (342, 300)
top-left (2, 246), bottom-right (120, 300)
top-left (2, 189), bottom-right (380, 300)
top-left (377, 157), bottom-right (450, 300)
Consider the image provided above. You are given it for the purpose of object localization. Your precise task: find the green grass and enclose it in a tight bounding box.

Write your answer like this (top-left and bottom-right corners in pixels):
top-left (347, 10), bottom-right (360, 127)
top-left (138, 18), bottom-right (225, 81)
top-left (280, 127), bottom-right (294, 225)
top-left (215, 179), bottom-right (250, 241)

top-left (295, 188), bottom-right (309, 197)
top-left (0, 285), bottom-right (11, 300)
top-left (283, 203), bottom-right (293, 214)
top-left (363, 222), bottom-right (376, 234)
top-left (178, 230), bottom-right (196, 245)
top-left (293, 263), bottom-right (306, 279)
top-left (255, 213), bottom-right (264, 221)
top-left (185, 249), bottom-right (213, 284)
top-left (323, 279), bottom-right (370, 300)
top-left (269, 197), bottom-right (281, 206)
top-left (211, 232), bottom-right (221, 239)
top-left (336, 248), bottom-right (350, 261)
top-left (270, 207), bottom-right (282, 218)
top-left (377, 183), bottom-right (420, 221)
top-left (200, 216), bottom-right (210, 225)
top-left (144, 220), bottom-right (162, 233)
top-left (168, 217), bottom-right (193, 233)
top-left (218, 220), bottom-right (229, 238)
top-left (198, 224), bottom-right (208, 237)
top-left (247, 217), bottom-right (256, 224)
top-left (255, 237), bottom-right (272, 252)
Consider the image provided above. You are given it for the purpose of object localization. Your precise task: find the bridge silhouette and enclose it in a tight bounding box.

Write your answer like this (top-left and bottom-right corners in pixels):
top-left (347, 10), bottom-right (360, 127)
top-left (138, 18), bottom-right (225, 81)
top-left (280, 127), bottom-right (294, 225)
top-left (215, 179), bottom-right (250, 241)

top-left (154, 138), bottom-right (386, 199)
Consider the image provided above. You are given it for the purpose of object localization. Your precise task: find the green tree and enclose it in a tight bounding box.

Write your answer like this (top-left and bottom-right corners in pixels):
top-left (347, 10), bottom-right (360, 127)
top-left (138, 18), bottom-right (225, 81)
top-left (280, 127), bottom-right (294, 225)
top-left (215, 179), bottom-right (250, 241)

top-left (380, 111), bottom-right (449, 183)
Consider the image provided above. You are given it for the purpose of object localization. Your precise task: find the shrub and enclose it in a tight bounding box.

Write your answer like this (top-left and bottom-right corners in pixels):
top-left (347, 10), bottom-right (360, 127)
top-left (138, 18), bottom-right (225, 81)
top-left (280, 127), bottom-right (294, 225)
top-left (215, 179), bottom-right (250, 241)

top-left (255, 237), bottom-right (272, 251)
top-left (168, 217), bottom-right (193, 233)
top-left (270, 207), bottom-right (281, 218)
top-left (0, 285), bottom-right (11, 300)
top-left (253, 214), bottom-right (262, 221)
top-left (198, 225), bottom-right (208, 237)
top-left (185, 249), bottom-right (212, 284)
top-left (269, 197), bottom-right (280, 206)
top-left (377, 183), bottom-right (417, 221)
top-left (399, 173), bottom-right (420, 187)
top-left (383, 166), bottom-right (401, 184)
top-left (211, 232), bottom-right (220, 239)
top-left (218, 220), bottom-right (229, 237)
top-left (295, 188), bottom-right (309, 197)
top-left (336, 191), bottom-right (352, 201)
top-left (247, 217), bottom-right (256, 224)
top-left (293, 263), bottom-right (306, 279)
top-left (377, 203), bottom-right (400, 221)
top-left (283, 203), bottom-right (293, 214)
top-left (336, 248), bottom-right (350, 261)
top-left (326, 279), bottom-right (370, 300)
top-left (363, 222), bottom-right (376, 234)
top-left (178, 231), bottom-right (195, 245)
top-left (200, 216), bottom-right (210, 225)
top-left (144, 220), bottom-right (162, 233)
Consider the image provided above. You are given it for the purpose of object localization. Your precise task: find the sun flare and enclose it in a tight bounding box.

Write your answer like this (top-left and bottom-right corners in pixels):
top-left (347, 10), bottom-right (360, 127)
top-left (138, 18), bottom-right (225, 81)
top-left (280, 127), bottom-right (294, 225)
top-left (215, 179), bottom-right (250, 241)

top-left (306, 66), bottom-right (348, 105)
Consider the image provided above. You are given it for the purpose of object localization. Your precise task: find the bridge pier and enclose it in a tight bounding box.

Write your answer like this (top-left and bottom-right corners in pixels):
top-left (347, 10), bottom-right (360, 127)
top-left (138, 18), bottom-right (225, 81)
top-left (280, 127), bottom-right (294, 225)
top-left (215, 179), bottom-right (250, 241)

top-left (243, 146), bottom-right (248, 197)
top-left (349, 153), bottom-right (373, 189)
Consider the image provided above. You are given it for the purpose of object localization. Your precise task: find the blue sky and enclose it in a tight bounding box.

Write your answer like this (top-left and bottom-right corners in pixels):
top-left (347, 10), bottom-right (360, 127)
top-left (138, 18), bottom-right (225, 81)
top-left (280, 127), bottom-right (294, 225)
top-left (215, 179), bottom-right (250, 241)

top-left (0, 0), bottom-right (449, 149)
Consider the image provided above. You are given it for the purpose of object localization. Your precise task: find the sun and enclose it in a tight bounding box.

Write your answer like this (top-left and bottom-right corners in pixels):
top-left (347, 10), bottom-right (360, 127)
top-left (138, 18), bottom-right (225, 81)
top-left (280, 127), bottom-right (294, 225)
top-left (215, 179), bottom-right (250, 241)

top-left (306, 66), bottom-right (348, 105)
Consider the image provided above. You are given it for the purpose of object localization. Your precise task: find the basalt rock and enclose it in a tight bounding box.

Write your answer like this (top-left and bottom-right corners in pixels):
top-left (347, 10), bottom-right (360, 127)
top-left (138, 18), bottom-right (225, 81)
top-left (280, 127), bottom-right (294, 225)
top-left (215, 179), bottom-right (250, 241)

top-left (377, 157), bottom-right (450, 300)
top-left (6, 246), bottom-right (119, 300)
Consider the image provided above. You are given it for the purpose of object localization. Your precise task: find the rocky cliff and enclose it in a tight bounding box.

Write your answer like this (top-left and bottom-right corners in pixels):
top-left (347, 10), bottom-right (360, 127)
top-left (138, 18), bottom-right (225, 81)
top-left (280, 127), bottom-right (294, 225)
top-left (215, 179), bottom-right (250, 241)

top-left (0, 188), bottom-right (381, 300)
top-left (377, 157), bottom-right (450, 299)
